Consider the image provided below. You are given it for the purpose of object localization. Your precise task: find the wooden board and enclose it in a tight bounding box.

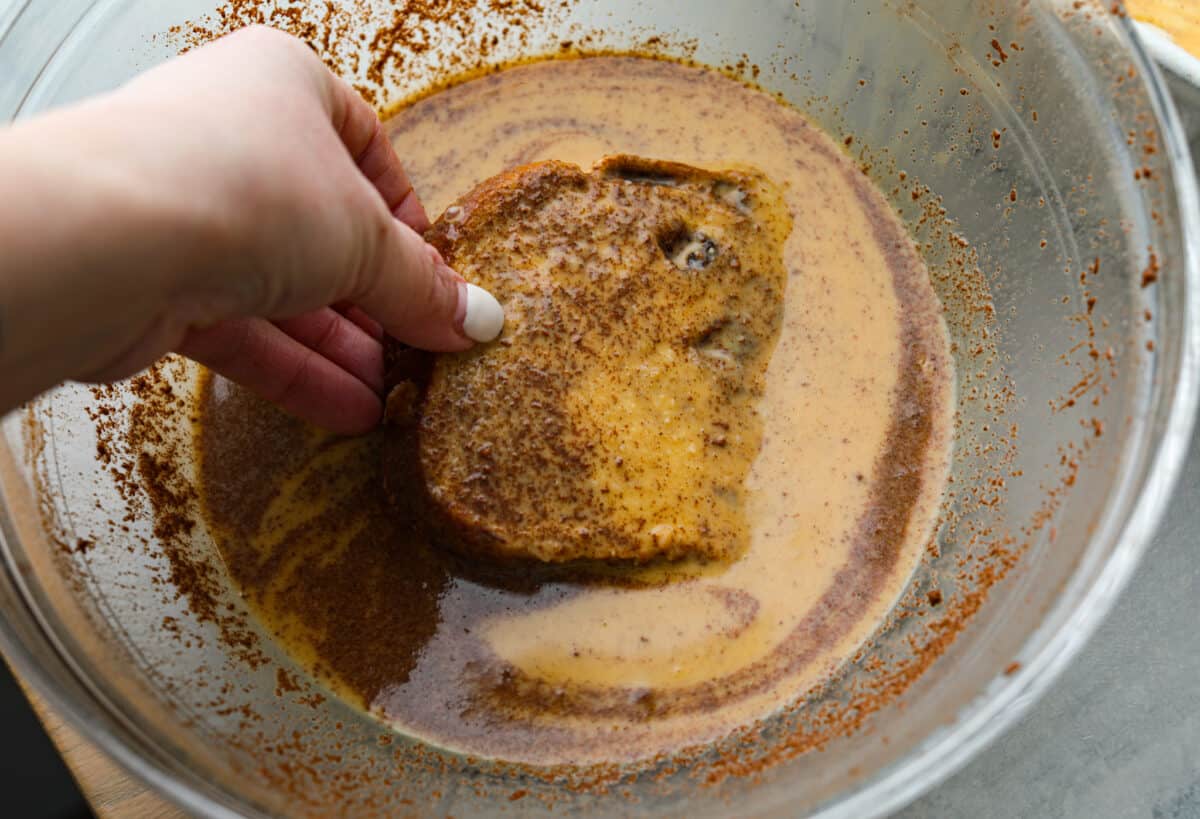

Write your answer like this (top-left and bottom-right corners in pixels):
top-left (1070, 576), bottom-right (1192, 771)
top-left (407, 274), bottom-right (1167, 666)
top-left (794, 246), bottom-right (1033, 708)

top-left (12, 678), bottom-right (183, 819)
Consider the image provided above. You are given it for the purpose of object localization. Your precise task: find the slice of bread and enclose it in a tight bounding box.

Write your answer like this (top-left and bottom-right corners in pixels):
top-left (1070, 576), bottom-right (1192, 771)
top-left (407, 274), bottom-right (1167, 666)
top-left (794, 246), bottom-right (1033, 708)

top-left (386, 156), bottom-right (790, 564)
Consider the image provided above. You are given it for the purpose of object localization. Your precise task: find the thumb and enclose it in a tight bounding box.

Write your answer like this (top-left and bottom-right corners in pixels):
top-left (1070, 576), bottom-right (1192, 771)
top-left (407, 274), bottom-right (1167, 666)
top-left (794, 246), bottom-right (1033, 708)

top-left (360, 219), bottom-right (504, 352)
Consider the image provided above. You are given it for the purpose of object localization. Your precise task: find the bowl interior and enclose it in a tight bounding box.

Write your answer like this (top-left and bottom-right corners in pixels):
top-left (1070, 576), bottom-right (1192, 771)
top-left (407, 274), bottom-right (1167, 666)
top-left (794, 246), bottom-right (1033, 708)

top-left (0, 1), bottom-right (1193, 816)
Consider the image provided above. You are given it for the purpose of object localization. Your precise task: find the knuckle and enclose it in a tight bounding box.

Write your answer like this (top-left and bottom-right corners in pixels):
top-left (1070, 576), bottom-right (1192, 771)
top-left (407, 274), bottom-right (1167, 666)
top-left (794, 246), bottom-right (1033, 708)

top-left (233, 26), bottom-right (319, 72)
top-left (349, 203), bottom-right (395, 302)
top-left (231, 24), bottom-right (281, 49)
top-left (270, 351), bottom-right (314, 406)
top-left (237, 24), bottom-right (287, 46)
top-left (312, 311), bottom-right (344, 353)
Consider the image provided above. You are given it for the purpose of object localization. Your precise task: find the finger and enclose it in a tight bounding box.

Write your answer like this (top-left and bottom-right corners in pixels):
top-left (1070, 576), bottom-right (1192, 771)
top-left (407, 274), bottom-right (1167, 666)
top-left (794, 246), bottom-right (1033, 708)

top-left (332, 302), bottom-right (384, 341)
top-left (179, 318), bottom-right (382, 435)
top-left (273, 307), bottom-right (384, 392)
top-left (328, 76), bottom-right (430, 232)
top-left (357, 220), bottom-right (478, 352)
top-left (392, 189), bottom-right (431, 232)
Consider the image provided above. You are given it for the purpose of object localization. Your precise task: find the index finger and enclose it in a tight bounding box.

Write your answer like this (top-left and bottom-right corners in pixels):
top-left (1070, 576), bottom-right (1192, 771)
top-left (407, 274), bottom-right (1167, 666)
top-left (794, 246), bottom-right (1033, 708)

top-left (327, 76), bottom-right (430, 232)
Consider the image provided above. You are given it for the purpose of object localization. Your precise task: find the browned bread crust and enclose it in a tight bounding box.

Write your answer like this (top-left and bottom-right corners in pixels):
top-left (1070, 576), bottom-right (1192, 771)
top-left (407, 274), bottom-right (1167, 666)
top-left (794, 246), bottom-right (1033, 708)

top-left (385, 155), bottom-right (790, 564)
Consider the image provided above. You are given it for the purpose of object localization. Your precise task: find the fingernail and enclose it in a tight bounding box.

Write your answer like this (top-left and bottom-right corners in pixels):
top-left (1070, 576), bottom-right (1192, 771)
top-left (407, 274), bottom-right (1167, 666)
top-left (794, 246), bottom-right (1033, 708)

top-left (461, 283), bottom-right (505, 342)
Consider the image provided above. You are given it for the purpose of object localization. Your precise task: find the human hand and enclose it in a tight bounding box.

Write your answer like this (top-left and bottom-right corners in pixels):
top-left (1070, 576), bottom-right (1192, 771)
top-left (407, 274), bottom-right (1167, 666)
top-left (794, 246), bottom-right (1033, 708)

top-left (0, 26), bottom-right (500, 433)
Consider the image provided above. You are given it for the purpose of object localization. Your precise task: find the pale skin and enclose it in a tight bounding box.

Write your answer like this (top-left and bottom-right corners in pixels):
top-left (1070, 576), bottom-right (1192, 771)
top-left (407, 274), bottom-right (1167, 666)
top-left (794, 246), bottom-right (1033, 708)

top-left (0, 26), bottom-right (478, 434)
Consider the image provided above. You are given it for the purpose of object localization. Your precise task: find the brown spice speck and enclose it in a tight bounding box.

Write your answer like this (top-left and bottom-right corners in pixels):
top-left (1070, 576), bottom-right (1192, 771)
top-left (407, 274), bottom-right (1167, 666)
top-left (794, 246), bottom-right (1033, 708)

top-left (275, 668), bottom-right (302, 696)
top-left (1141, 251), bottom-right (1160, 288)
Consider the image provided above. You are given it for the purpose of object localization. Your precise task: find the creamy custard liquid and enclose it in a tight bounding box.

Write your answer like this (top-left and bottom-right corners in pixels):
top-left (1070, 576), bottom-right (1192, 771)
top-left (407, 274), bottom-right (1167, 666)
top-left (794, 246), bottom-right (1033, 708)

top-left (195, 56), bottom-right (954, 764)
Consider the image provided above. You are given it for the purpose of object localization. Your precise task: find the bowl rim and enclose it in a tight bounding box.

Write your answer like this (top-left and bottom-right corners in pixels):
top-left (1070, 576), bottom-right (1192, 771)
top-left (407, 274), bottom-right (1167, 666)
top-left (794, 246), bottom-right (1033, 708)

top-left (0, 3), bottom-right (1196, 818)
top-left (806, 13), bottom-right (1200, 819)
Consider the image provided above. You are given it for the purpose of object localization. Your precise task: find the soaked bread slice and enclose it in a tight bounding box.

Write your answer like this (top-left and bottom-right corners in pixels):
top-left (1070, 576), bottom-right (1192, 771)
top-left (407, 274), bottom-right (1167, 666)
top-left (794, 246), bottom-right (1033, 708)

top-left (385, 156), bottom-right (790, 564)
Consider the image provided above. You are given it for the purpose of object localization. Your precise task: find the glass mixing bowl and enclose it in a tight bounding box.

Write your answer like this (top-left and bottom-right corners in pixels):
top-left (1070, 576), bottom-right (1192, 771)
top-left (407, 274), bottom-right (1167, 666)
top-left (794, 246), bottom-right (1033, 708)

top-left (0, 1), bottom-right (1196, 816)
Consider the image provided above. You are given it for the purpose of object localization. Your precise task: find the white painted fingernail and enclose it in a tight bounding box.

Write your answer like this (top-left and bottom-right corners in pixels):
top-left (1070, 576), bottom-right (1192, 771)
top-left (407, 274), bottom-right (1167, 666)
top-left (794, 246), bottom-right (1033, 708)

top-left (462, 283), bottom-right (504, 342)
